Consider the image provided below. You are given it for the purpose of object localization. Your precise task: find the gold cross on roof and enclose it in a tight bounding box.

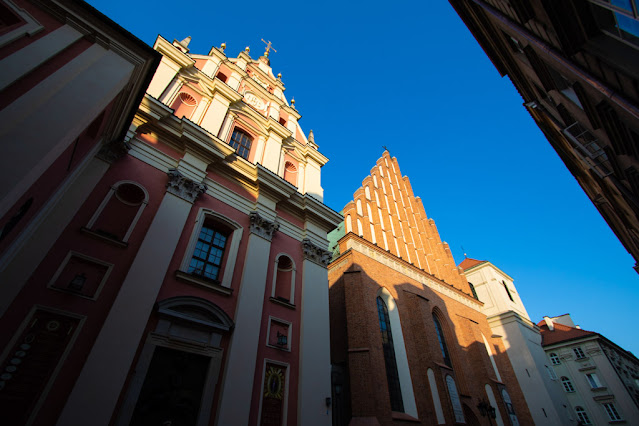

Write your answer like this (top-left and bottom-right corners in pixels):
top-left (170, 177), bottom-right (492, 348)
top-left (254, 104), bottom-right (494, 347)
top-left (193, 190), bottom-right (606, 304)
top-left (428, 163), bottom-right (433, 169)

top-left (261, 39), bottom-right (277, 56)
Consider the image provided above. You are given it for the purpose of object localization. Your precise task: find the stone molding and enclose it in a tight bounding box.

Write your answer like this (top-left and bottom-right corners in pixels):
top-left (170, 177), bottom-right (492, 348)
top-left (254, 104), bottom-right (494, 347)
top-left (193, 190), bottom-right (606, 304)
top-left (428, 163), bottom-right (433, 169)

top-left (96, 140), bottom-right (130, 163)
top-left (302, 238), bottom-right (331, 267)
top-left (346, 238), bottom-right (482, 310)
top-left (249, 211), bottom-right (279, 241)
top-left (166, 169), bottom-right (207, 203)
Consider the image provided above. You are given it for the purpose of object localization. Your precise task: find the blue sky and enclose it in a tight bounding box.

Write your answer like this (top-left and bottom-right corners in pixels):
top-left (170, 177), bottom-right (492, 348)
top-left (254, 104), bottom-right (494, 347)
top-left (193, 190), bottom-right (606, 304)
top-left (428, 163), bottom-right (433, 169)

top-left (89, 1), bottom-right (638, 354)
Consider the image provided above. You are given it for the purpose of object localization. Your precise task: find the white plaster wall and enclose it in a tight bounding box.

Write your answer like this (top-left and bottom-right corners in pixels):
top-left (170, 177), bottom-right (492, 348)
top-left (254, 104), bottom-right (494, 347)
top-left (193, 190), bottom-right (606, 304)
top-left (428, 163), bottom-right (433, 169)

top-left (200, 93), bottom-right (230, 136)
top-left (304, 160), bottom-right (323, 201)
top-left (298, 259), bottom-right (333, 426)
top-left (217, 232), bottom-right (272, 426)
top-left (57, 192), bottom-right (193, 426)
top-left (489, 315), bottom-right (570, 425)
top-left (0, 25), bottom-right (83, 91)
top-left (0, 45), bottom-right (134, 219)
top-left (146, 56), bottom-right (181, 99)
top-left (261, 135), bottom-right (283, 173)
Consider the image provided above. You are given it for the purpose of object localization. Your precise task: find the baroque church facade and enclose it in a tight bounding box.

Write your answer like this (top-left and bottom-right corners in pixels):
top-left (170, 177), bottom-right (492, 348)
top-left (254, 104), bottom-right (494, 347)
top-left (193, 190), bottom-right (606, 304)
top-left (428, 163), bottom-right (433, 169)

top-left (0, 1), bottom-right (340, 423)
top-left (328, 152), bottom-right (533, 425)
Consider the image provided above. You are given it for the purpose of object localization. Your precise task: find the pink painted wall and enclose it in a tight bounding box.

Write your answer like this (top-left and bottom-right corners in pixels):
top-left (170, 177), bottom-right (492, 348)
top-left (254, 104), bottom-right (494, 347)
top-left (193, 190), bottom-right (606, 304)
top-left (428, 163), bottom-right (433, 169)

top-left (248, 231), bottom-right (304, 425)
top-left (0, 99), bottom-right (116, 258)
top-left (0, 156), bottom-right (167, 425)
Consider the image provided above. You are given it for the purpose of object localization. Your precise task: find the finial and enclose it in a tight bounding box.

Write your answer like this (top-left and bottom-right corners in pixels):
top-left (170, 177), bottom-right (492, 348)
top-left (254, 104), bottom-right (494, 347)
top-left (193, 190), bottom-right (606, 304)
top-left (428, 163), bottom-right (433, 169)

top-left (291, 97), bottom-right (295, 107)
top-left (245, 46), bottom-right (250, 53)
top-left (277, 72), bottom-right (282, 79)
top-left (382, 145), bottom-right (389, 153)
top-left (261, 39), bottom-right (277, 57)
top-left (308, 129), bottom-right (315, 143)
top-left (220, 42), bottom-right (226, 51)
top-left (179, 36), bottom-right (192, 48)
top-left (461, 246), bottom-right (467, 258)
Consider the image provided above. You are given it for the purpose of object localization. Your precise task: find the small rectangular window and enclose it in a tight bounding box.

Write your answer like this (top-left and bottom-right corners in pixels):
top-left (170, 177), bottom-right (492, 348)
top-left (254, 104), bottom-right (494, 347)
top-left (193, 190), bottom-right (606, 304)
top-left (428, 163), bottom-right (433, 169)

top-left (574, 347), bottom-right (586, 359)
top-left (603, 402), bottom-right (622, 421)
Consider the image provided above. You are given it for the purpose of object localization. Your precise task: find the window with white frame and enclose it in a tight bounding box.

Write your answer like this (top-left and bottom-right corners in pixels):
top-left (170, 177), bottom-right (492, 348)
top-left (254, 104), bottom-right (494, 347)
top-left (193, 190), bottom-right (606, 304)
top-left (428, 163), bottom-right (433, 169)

top-left (180, 209), bottom-right (243, 289)
top-left (603, 402), bottom-right (622, 421)
top-left (501, 389), bottom-right (519, 426)
top-left (586, 373), bottom-right (602, 389)
top-left (550, 352), bottom-right (561, 365)
top-left (561, 377), bottom-right (575, 392)
top-left (574, 347), bottom-right (586, 359)
top-left (575, 406), bottom-right (591, 425)
top-left (271, 254), bottom-right (295, 304)
top-left (86, 181), bottom-right (148, 243)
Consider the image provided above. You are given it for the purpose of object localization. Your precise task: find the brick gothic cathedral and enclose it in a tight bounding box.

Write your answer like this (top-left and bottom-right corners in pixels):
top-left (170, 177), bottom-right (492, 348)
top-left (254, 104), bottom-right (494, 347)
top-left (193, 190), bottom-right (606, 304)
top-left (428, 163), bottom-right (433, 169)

top-left (328, 152), bottom-right (533, 425)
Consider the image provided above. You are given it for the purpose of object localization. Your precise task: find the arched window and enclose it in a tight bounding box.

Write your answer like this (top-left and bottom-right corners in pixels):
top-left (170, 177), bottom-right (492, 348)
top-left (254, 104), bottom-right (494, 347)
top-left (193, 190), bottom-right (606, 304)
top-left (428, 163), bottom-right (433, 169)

top-left (229, 128), bottom-right (253, 160)
top-left (433, 313), bottom-right (452, 368)
top-left (468, 282), bottom-right (479, 300)
top-left (283, 161), bottom-right (298, 186)
top-left (575, 406), bottom-right (591, 425)
top-left (502, 280), bottom-right (514, 301)
top-left (561, 376), bottom-right (575, 392)
top-left (216, 72), bottom-right (228, 83)
top-left (179, 209), bottom-right (243, 290)
top-left (345, 215), bottom-right (352, 233)
top-left (427, 369), bottom-right (445, 424)
top-left (86, 181), bottom-right (148, 243)
top-left (271, 254), bottom-right (295, 303)
top-left (481, 333), bottom-right (502, 382)
top-left (549, 352), bottom-right (561, 365)
top-left (377, 296), bottom-right (404, 412)
top-left (446, 375), bottom-right (465, 423)
top-left (501, 389), bottom-right (519, 426)
top-left (357, 219), bottom-right (363, 236)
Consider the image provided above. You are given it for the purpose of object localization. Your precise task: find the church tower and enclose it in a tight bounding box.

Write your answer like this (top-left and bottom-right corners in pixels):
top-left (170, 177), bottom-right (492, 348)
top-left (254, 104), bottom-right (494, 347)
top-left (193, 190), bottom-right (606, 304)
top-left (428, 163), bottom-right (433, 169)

top-left (328, 152), bottom-right (532, 425)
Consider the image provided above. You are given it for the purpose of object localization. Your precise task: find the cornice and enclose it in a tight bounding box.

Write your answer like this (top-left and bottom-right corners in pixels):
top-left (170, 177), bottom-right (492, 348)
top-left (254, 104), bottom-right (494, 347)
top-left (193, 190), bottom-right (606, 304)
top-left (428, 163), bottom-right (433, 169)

top-left (300, 143), bottom-right (329, 166)
top-left (153, 36), bottom-right (195, 69)
top-left (282, 104), bottom-right (301, 120)
top-left (463, 260), bottom-right (514, 281)
top-left (334, 233), bottom-right (483, 309)
top-left (487, 310), bottom-right (538, 331)
top-left (266, 117), bottom-right (293, 139)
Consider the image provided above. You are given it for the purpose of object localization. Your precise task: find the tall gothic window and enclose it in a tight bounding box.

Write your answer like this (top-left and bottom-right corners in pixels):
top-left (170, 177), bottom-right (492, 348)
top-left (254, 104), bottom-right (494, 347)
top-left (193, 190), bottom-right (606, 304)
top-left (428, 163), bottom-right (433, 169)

top-left (433, 314), bottom-right (452, 368)
top-left (377, 296), bottom-right (404, 412)
top-left (229, 128), bottom-right (252, 160)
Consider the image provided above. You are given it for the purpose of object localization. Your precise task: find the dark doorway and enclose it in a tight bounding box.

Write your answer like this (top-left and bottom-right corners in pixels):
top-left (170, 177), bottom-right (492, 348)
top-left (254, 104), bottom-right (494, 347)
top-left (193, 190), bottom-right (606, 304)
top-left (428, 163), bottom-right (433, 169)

top-left (130, 346), bottom-right (209, 426)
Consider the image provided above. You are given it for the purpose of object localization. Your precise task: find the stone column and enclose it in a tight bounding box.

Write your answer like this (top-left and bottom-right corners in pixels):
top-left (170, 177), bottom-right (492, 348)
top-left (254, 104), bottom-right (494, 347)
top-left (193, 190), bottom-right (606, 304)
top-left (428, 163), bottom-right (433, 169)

top-left (217, 212), bottom-right (278, 426)
top-left (298, 239), bottom-right (333, 426)
top-left (57, 169), bottom-right (206, 426)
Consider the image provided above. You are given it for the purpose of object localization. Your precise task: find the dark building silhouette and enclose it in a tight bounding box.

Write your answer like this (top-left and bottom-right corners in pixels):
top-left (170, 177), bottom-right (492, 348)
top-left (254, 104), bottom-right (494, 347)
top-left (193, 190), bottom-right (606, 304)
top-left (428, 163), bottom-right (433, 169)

top-left (449, 0), bottom-right (639, 272)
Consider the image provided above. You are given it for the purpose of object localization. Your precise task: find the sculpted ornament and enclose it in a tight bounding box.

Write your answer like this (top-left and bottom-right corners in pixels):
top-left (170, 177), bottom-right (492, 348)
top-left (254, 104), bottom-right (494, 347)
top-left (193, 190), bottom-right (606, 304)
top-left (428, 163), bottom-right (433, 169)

top-left (166, 169), bottom-right (207, 203)
top-left (249, 211), bottom-right (279, 241)
top-left (302, 238), bottom-right (332, 267)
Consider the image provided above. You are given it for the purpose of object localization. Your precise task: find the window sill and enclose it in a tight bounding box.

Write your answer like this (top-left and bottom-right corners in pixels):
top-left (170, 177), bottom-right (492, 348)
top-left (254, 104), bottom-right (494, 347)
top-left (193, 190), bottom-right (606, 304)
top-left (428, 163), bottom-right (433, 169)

top-left (591, 386), bottom-right (608, 392)
top-left (269, 297), bottom-right (296, 309)
top-left (266, 343), bottom-right (291, 352)
top-left (434, 362), bottom-right (454, 371)
top-left (391, 412), bottom-right (420, 422)
top-left (81, 227), bottom-right (128, 248)
top-left (175, 271), bottom-right (232, 296)
top-left (609, 420), bottom-right (626, 424)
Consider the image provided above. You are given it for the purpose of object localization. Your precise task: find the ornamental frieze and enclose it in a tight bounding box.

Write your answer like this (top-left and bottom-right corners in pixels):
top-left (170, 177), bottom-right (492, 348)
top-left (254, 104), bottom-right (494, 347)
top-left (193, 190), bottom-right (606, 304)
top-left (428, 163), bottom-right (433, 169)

top-left (166, 169), bottom-right (207, 203)
top-left (249, 211), bottom-right (279, 241)
top-left (302, 238), bottom-right (332, 267)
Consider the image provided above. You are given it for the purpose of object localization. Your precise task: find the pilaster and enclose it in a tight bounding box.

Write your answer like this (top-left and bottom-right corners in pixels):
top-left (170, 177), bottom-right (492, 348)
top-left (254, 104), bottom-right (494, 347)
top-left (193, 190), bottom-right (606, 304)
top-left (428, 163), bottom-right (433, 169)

top-left (57, 170), bottom-right (205, 426)
top-left (217, 211), bottom-right (278, 425)
top-left (298, 239), bottom-right (333, 426)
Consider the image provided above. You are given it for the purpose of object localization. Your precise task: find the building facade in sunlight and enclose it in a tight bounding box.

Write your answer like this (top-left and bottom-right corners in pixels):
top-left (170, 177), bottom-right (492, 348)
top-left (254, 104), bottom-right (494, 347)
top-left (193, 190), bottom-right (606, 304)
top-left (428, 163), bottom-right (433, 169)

top-left (328, 152), bottom-right (532, 425)
top-left (539, 314), bottom-right (639, 425)
top-left (0, 10), bottom-right (340, 423)
top-left (449, 0), bottom-right (639, 273)
top-left (460, 258), bottom-right (574, 425)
